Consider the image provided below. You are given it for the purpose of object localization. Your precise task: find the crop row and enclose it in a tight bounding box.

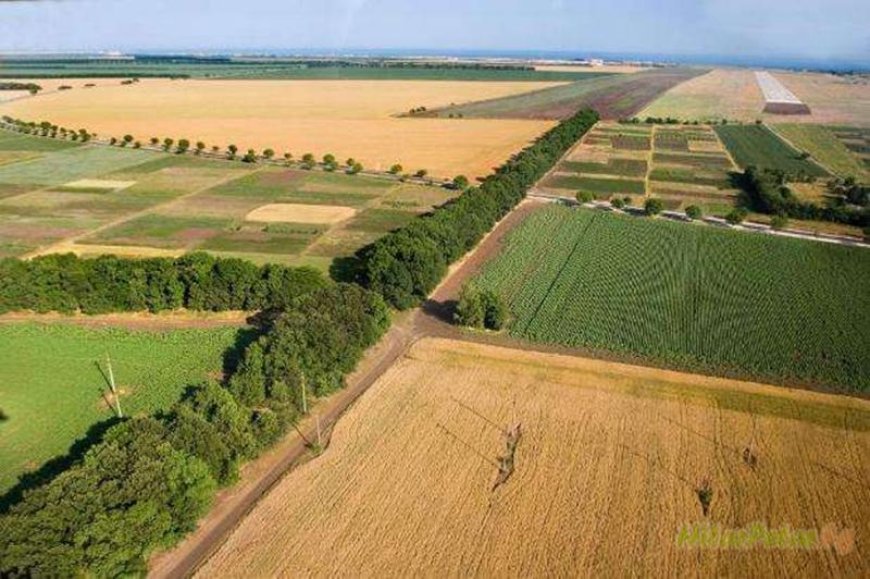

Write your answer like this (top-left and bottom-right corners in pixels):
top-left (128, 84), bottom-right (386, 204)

top-left (476, 205), bottom-right (870, 393)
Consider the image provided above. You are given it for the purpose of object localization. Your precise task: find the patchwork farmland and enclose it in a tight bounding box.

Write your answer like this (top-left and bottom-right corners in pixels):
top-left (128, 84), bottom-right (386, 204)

top-left (539, 121), bottom-right (740, 214)
top-left (199, 337), bottom-right (870, 578)
top-left (473, 205), bottom-right (870, 393)
top-left (0, 133), bottom-right (457, 268)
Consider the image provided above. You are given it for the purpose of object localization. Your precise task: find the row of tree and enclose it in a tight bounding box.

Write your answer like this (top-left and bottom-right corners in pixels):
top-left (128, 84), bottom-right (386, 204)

top-left (0, 281), bottom-right (389, 575)
top-left (739, 166), bottom-right (868, 228)
top-left (1, 116), bottom-right (93, 142)
top-left (0, 253), bottom-right (325, 314)
top-left (0, 82), bottom-right (42, 94)
top-left (357, 108), bottom-right (600, 309)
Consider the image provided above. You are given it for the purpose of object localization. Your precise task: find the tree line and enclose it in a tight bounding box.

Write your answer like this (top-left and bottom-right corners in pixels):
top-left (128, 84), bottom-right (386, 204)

top-left (0, 253), bottom-right (328, 314)
top-left (738, 166), bottom-right (869, 228)
top-left (357, 108), bottom-right (600, 309)
top-left (0, 276), bottom-right (389, 575)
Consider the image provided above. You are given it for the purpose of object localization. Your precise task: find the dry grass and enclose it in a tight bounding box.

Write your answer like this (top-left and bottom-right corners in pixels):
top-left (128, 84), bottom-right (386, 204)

top-left (640, 69), bottom-right (765, 121)
top-left (245, 203), bottom-right (356, 224)
top-left (199, 338), bottom-right (869, 578)
top-left (2, 79), bottom-right (561, 178)
top-left (60, 178), bottom-right (136, 191)
top-left (640, 69), bottom-right (870, 127)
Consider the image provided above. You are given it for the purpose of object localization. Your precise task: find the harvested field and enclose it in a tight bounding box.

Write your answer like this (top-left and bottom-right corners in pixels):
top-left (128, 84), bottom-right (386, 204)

top-left (199, 337), bottom-right (870, 577)
top-left (1, 79), bottom-right (564, 178)
top-left (641, 69), bottom-right (870, 126)
top-left (756, 72), bottom-right (810, 115)
top-left (59, 178), bottom-right (136, 192)
top-left (474, 205), bottom-right (870, 393)
top-left (245, 203), bottom-right (356, 224)
top-left (426, 68), bottom-right (706, 120)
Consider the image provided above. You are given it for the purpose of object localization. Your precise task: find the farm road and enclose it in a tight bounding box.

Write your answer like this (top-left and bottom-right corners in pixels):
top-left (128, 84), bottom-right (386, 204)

top-left (146, 198), bottom-right (541, 579)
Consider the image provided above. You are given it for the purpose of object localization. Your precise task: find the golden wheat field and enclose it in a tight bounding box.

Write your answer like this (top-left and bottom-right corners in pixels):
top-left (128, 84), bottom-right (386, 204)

top-left (1, 79), bottom-right (562, 178)
top-left (199, 338), bottom-right (869, 578)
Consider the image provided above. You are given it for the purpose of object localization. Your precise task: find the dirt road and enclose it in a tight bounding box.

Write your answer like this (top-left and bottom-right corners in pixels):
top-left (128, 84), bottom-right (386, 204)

top-left (146, 198), bottom-right (541, 579)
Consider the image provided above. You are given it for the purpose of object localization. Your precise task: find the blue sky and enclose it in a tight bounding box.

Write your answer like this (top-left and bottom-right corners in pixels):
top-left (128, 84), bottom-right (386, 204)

top-left (0, 0), bottom-right (867, 63)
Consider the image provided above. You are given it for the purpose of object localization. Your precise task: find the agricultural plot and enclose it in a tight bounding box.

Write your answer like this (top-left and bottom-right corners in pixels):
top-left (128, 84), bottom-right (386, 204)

top-left (715, 124), bottom-right (829, 176)
top-left (0, 144), bottom-right (252, 258)
top-left (772, 124), bottom-right (869, 180)
top-left (474, 205), bottom-right (870, 393)
top-left (199, 337), bottom-right (870, 577)
top-left (426, 68), bottom-right (706, 120)
top-left (0, 322), bottom-right (243, 494)
top-left (640, 69), bottom-right (870, 126)
top-left (829, 126), bottom-right (870, 175)
top-left (541, 122), bottom-right (738, 212)
top-left (2, 78), bottom-right (564, 179)
top-left (539, 122), bottom-right (648, 200)
top-left (76, 165), bottom-right (456, 267)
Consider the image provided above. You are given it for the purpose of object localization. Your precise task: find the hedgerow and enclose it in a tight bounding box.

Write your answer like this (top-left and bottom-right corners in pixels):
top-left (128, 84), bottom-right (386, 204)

top-left (358, 108), bottom-right (599, 309)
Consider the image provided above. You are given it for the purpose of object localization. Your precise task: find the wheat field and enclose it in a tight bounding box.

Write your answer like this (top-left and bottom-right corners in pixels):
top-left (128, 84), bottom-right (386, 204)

top-left (1, 79), bottom-right (561, 178)
top-left (199, 338), bottom-right (869, 578)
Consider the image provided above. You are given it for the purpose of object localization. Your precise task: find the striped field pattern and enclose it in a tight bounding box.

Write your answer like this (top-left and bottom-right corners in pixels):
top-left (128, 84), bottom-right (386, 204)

top-left (475, 205), bottom-right (870, 393)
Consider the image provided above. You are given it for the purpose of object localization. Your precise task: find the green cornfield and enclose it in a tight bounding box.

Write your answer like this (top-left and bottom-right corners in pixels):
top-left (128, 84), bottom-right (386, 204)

top-left (475, 205), bottom-right (870, 393)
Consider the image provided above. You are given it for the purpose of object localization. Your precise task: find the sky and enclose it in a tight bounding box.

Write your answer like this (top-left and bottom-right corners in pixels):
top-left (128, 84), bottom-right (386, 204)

top-left (0, 0), bottom-right (868, 65)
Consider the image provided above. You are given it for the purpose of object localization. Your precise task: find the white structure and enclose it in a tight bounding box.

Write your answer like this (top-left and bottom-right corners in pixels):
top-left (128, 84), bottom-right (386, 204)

top-left (755, 71), bottom-right (810, 114)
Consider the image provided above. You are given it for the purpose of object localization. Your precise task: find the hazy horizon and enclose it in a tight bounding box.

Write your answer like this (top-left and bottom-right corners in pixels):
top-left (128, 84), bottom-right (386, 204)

top-left (1, 0), bottom-right (867, 69)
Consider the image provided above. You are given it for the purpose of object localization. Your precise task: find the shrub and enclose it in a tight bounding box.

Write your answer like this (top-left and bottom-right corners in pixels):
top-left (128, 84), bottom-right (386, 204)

top-left (454, 284), bottom-right (506, 330)
top-left (770, 214), bottom-right (789, 230)
top-left (726, 207), bottom-right (748, 225)
top-left (685, 205), bottom-right (702, 220)
top-left (389, 164), bottom-right (403, 175)
top-left (610, 197), bottom-right (625, 209)
top-left (577, 191), bottom-right (595, 204)
top-left (644, 198), bottom-right (664, 216)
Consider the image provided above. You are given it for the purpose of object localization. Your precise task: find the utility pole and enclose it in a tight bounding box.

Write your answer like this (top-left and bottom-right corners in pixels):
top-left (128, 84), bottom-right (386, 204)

top-left (106, 353), bottom-right (123, 418)
top-left (300, 371), bottom-right (308, 415)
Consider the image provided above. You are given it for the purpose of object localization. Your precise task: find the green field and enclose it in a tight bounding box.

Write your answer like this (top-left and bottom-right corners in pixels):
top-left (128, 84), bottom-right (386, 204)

top-left (543, 174), bottom-right (645, 195)
top-left (561, 158), bottom-right (648, 178)
top-left (0, 61), bottom-right (608, 82)
top-left (0, 322), bottom-right (244, 494)
top-left (474, 205), bottom-right (870, 393)
top-left (0, 145), bottom-right (162, 185)
top-left (714, 124), bottom-right (829, 177)
top-left (773, 124), bottom-right (869, 181)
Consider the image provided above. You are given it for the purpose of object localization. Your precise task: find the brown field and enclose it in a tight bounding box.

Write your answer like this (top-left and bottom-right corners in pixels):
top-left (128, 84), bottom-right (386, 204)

top-left (1, 79), bottom-right (563, 179)
top-left (641, 69), bottom-right (870, 126)
top-left (199, 338), bottom-right (869, 577)
top-left (245, 203), bottom-right (356, 224)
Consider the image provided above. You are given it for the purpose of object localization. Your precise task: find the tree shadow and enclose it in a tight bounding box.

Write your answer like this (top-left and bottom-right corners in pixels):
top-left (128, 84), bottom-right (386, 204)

top-left (221, 325), bottom-right (262, 379)
top-left (329, 255), bottom-right (362, 284)
top-left (0, 417), bottom-right (121, 514)
top-left (422, 298), bottom-right (457, 325)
